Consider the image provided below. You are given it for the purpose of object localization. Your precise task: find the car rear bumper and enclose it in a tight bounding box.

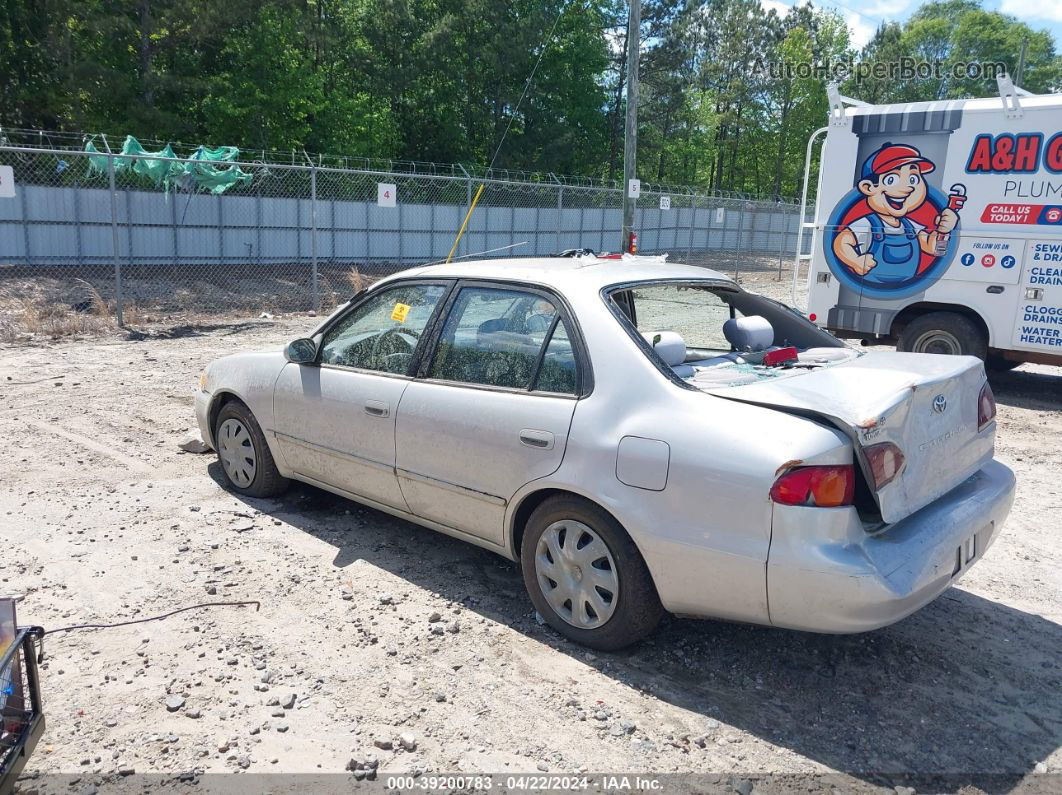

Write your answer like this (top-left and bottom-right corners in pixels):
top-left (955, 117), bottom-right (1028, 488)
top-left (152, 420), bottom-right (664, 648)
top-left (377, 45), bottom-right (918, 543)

top-left (766, 459), bottom-right (1015, 633)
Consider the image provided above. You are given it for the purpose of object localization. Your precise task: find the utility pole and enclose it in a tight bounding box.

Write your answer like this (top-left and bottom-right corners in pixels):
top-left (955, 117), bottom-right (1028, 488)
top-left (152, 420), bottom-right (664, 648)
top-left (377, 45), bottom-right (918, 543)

top-left (620, 0), bottom-right (641, 253)
top-left (1016, 37), bottom-right (1027, 87)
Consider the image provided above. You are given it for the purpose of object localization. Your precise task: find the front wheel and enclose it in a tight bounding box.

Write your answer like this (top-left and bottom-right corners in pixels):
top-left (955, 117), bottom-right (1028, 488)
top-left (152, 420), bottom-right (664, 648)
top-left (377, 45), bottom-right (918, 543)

top-left (898, 311), bottom-right (987, 360)
top-left (214, 401), bottom-right (290, 498)
top-left (520, 496), bottom-right (663, 651)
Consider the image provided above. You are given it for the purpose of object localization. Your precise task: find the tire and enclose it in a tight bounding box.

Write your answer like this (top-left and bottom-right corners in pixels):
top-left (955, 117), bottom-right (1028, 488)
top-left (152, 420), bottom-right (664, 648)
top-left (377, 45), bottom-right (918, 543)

top-left (214, 400), bottom-right (290, 498)
top-left (986, 354), bottom-right (1021, 372)
top-left (898, 311), bottom-right (987, 360)
top-left (520, 495), bottom-right (664, 651)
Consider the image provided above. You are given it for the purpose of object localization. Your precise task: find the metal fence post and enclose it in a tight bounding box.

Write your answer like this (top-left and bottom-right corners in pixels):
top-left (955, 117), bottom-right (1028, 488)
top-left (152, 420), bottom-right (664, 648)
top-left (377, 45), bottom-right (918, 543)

top-left (776, 205), bottom-right (788, 280)
top-left (464, 177), bottom-right (473, 258)
top-left (555, 186), bottom-right (563, 253)
top-left (734, 202), bottom-right (745, 281)
top-left (685, 195), bottom-right (695, 264)
top-left (107, 154), bottom-right (124, 326)
top-left (310, 166), bottom-right (319, 311)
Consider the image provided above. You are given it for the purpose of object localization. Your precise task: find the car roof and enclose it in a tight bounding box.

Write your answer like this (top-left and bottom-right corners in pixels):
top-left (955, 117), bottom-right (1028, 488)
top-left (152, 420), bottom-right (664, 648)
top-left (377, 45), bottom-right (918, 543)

top-left (389, 257), bottom-right (738, 292)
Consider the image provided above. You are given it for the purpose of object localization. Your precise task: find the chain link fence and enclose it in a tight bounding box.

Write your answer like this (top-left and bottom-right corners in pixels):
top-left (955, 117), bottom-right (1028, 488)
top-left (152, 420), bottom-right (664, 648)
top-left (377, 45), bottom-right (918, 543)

top-left (0, 144), bottom-right (810, 338)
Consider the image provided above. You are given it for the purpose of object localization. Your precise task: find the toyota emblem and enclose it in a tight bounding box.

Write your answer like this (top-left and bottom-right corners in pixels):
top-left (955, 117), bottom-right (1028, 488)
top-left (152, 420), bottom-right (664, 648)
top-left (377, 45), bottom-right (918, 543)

top-left (932, 394), bottom-right (947, 413)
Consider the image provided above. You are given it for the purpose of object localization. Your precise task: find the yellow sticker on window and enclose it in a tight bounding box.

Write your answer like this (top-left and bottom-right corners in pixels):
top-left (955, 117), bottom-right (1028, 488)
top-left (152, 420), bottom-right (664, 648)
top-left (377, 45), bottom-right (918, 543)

top-left (391, 302), bottom-right (411, 323)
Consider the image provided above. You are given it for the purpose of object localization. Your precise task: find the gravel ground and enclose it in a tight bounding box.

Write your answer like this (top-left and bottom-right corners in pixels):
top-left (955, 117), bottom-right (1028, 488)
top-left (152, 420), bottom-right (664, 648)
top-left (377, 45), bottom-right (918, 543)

top-left (2, 263), bottom-right (1060, 793)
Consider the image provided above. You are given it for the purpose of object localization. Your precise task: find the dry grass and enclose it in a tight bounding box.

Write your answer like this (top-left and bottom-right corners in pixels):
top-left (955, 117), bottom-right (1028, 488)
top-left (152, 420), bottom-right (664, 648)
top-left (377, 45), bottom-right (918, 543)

top-left (0, 265), bottom-right (382, 343)
top-left (345, 267), bottom-right (366, 294)
top-left (0, 280), bottom-right (117, 342)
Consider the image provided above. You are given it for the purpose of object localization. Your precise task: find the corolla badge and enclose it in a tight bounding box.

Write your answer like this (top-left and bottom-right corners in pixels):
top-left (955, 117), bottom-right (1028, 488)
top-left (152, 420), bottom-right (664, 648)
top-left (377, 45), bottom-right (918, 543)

top-left (932, 394), bottom-right (947, 413)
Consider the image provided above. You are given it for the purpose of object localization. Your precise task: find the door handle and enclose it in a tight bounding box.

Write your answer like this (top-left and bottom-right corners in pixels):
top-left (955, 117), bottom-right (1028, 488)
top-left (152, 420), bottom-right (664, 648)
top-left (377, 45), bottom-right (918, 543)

top-left (364, 400), bottom-right (389, 418)
top-left (519, 429), bottom-right (554, 450)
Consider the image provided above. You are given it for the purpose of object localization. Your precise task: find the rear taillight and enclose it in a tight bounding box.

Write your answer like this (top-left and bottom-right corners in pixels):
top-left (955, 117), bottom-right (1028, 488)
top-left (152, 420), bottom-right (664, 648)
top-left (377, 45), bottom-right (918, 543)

top-left (770, 465), bottom-right (855, 507)
top-left (864, 441), bottom-right (906, 489)
top-left (977, 382), bottom-right (996, 431)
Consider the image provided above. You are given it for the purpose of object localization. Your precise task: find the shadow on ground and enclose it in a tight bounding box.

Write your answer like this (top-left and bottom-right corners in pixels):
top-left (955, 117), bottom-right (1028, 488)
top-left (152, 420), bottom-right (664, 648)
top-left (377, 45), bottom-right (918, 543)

top-left (208, 463), bottom-right (1061, 791)
top-left (989, 365), bottom-right (1062, 410)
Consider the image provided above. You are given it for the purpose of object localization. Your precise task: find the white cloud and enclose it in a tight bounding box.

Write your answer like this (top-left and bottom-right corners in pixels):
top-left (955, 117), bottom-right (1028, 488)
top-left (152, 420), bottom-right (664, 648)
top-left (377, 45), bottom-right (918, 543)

top-left (761, 0), bottom-right (792, 17)
top-left (998, 0), bottom-right (1062, 22)
top-left (859, 0), bottom-right (912, 17)
top-left (845, 10), bottom-right (876, 47)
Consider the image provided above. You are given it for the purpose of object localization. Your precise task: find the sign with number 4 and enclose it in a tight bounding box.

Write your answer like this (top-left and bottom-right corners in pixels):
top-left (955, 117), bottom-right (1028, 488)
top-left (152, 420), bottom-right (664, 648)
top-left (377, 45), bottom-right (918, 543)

top-left (0, 165), bottom-right (15, 199)
top-left (377, 183), bottom-right (397, 208)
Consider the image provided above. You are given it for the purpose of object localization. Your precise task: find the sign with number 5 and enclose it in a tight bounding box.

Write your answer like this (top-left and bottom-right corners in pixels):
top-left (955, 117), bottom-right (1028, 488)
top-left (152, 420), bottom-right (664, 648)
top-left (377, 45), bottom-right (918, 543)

top-left (0, 165), bottom-right (15, 198)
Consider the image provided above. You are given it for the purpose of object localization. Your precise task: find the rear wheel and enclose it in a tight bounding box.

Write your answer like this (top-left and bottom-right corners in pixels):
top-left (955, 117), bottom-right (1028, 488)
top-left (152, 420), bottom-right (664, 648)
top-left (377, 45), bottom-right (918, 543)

top-left (214, 401), bottom-right (290, 498)
top-left (520, 495), bottom-right (663, 651)
top-left (898, 312), bottom-right (987, 360)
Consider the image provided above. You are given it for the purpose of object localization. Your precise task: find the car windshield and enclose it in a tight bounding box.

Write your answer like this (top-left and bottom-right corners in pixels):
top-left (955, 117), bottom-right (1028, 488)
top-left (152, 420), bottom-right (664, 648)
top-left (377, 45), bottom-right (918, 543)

top-left (607, 280), bottom-right (857, 387)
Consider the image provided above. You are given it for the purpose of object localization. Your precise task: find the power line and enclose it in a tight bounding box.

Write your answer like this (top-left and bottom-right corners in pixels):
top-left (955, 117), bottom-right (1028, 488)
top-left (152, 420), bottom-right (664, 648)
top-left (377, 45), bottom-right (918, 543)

top-left (487, 2), bottom-right (572, 172)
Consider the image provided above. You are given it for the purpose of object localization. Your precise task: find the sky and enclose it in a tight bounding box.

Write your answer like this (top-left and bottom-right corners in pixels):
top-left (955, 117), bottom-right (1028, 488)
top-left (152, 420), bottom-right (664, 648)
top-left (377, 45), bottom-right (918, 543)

top-left (762, 0), bottom-right (1062, 50)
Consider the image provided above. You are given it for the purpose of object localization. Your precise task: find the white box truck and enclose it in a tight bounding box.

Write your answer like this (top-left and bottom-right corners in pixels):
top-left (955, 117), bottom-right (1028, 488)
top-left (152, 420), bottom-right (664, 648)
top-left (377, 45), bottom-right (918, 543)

top-left (796, 78), bottom-right (1062, 370)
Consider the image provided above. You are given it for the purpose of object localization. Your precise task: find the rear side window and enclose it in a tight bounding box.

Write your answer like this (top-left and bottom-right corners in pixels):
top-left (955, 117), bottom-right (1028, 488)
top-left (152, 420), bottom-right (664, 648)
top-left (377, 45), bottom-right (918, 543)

top-left (428, 287), bottom-right (577, 394)
top-left (534, 318), bottom-right (577, 394)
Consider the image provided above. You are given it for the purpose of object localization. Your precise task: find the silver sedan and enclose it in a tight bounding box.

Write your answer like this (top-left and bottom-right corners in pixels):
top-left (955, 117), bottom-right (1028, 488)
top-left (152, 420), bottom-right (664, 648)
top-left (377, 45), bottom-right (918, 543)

top-left (196, 258), bottom-right (1015, 649)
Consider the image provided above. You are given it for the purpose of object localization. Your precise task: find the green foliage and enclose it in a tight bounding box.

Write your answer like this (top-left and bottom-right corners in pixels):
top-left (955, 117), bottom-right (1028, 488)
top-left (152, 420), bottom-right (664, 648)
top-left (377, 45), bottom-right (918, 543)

top-left (0, 0), bottom-right (1059, 199)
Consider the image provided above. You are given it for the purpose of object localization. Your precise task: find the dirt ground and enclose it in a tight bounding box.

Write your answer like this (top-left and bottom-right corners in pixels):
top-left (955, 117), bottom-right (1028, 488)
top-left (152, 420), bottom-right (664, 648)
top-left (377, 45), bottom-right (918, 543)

top-left (2, 264), bottom-right (1060, 793)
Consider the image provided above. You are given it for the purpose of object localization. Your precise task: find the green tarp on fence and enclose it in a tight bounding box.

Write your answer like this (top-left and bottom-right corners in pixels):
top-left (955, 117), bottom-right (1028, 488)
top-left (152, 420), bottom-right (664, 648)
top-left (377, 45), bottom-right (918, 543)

top-left (85, 135), bottom-right (253, 194)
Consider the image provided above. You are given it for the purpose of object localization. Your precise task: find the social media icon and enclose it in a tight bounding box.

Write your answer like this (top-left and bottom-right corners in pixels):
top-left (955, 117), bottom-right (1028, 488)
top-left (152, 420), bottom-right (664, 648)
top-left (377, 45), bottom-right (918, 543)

top-left (961, 253), bottom-right (975, 266)
top-left (981, 254), bottom-right (996, 267)
top-left (1001, 255), bottom-right (1016, 269)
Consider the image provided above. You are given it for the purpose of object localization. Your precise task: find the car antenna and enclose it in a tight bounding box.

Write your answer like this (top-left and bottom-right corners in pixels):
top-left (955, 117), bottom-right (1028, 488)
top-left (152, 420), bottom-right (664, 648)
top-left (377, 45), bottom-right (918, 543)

top-left (444, 2), bottom-right (572, 263)
top-left (426, 241), bottom-right (529, 267)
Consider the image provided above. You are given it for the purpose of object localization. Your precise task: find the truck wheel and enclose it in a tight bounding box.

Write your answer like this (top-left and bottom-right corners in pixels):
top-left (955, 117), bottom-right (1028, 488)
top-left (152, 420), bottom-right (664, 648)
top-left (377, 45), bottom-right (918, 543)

top-left (898, 312), bottom-right (987, 360)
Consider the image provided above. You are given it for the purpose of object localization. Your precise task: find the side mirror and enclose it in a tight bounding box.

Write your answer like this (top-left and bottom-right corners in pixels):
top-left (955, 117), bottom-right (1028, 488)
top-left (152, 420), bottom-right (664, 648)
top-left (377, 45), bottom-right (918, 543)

top-left (284, 338), bottom-right (318, 364)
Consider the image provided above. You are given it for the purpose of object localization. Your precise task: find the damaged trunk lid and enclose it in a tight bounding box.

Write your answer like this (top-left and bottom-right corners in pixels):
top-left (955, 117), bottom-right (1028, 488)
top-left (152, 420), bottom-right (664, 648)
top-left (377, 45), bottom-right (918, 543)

top-left (701, 352), bottom-right (994, 524)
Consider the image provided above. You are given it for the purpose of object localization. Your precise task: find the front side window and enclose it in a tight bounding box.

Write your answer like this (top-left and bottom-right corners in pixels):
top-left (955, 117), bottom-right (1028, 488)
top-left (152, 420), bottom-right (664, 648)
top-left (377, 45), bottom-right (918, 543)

top-left (319, 283), bottom-right (447, 374)
top-left (428, 287), bottom-right (576, 392)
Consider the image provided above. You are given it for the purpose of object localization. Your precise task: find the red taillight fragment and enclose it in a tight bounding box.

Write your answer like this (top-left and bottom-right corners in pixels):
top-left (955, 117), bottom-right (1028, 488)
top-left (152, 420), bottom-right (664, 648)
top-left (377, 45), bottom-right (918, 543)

top-left (863, 441), bottom-right (906, 489)
top-left (770, 465), bottom-right (855, 507)
top-left (977, 382), bottom-right (996, 430)
top-left (763, 346), bottom-right (798, 367)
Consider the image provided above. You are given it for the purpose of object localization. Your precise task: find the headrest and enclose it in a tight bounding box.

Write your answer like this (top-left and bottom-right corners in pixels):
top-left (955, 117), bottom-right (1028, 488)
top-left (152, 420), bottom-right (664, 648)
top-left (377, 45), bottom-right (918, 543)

top-left (724, 315), bottom-right (774, 352)
top-left (642, 331), bottom-right (686, 366)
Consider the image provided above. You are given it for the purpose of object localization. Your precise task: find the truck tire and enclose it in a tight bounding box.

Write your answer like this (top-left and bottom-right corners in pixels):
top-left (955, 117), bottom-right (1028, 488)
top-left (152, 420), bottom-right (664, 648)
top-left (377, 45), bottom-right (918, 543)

top-left (898, 312), bottom-right (987, 360)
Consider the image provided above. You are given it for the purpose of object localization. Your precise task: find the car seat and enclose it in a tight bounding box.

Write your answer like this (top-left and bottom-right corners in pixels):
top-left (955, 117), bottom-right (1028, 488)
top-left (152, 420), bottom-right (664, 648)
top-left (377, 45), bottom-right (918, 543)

top-left (722, 315), bottom-right (775, 352)
top-left (641, 331), bottom-right (694, 378)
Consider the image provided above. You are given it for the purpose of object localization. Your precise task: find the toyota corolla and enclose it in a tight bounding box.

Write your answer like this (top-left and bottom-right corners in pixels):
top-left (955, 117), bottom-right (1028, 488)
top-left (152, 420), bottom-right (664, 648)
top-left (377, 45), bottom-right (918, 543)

top-left (195, 258), bottom-right (1015, 649)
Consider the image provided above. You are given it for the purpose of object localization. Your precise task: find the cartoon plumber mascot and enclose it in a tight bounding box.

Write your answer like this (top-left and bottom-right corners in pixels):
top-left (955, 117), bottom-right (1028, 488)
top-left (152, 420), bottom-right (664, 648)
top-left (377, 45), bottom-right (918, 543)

top-left (832, 143), bottom-right (965, 288)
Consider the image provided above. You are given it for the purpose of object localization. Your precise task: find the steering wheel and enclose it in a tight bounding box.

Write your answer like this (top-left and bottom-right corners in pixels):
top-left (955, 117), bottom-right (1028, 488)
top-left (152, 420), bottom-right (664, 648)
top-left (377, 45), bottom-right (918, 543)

top-left (370, 326), bottom-right (421, 371)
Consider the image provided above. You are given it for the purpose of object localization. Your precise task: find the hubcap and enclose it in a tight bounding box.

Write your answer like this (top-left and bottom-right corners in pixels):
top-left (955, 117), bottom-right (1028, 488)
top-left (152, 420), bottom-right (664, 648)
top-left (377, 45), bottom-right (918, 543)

top-left (535, 520), bottom-right (619, 630)
top-left (913, 330), bottom-right (962, 356)
top-left (218, 418), bottom-right (257, 488)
